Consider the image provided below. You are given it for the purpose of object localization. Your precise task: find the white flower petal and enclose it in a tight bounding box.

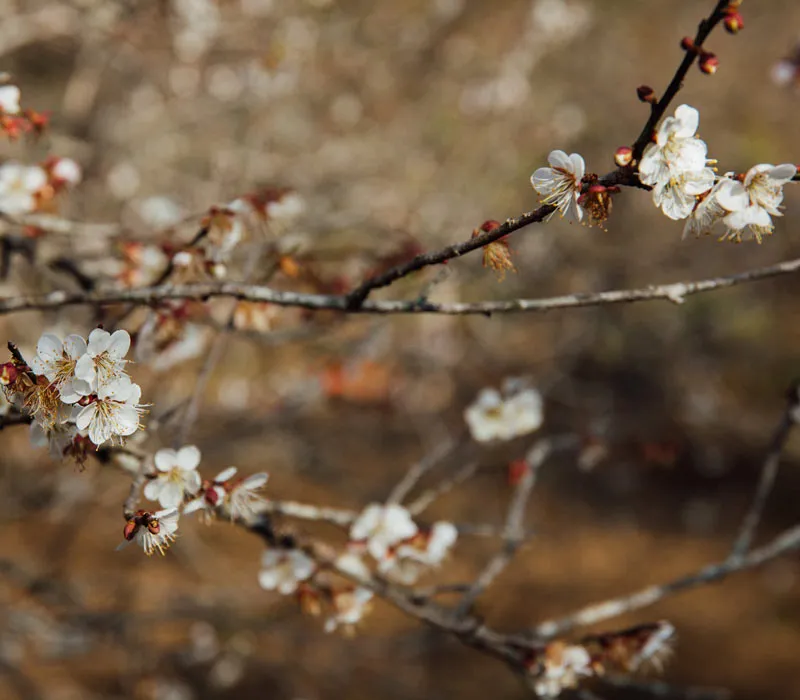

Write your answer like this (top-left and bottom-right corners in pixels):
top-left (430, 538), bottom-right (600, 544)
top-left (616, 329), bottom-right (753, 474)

top-left (176, 444), bottom-right (201, 471)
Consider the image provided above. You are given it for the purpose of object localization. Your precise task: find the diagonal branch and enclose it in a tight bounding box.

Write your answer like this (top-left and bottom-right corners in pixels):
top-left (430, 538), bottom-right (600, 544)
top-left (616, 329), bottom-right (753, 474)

top-left (528, 523), bottom-right (800, 641)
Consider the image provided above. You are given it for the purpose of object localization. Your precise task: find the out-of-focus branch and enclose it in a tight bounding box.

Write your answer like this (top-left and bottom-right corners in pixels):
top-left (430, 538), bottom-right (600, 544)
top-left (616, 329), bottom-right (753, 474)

top-left (729, 386), bottom-right (798, 560)
top-left (3, 255), bottom-right (800, 317)
top-left (529, 523), bottom-right (800, 641)
top-left (454, 440), bottom-right (552, 617)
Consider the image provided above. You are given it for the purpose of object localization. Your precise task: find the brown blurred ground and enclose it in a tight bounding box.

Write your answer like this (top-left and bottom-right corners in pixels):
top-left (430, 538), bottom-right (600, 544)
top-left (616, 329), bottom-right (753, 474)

top-left (1, 1), bottom-right (800, 699)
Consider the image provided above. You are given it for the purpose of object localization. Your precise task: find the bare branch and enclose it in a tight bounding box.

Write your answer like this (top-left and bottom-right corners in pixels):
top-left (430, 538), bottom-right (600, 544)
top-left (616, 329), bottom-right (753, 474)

top-left (529, 523), bottom-right (800, 640)
top-left (3, 255), bottom-right (800, 318)
top-left (729, 388), bottom-right (798, 560)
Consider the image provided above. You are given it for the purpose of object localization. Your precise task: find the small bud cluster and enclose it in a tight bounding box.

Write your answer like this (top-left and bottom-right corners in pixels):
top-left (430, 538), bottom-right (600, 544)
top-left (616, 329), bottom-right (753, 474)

top-left (0, 81), bottom-right (50, 140)
top-left (0, 157), bottom-right (81, 218)
top-left (527, 621), bottom-right (676, 697)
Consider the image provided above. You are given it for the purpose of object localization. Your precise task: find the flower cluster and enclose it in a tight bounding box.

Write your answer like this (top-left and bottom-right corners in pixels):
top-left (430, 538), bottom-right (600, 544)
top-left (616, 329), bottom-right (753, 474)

top-left (348, 503), bottom-right (458, 585)
top-left (636, 104), bottom-right (797, 242)
top-left (183, 465), bottom-right (269, 522)
top-left (1, 329), bottom-right (144, 458)
top-left (526, 621), bottom-right (676, 697)
top-left (0, 82), bottom-right (49, 140)
top-left (464, 380), bottom-right (544, 443)
top-left (0, 157), bottom-right (81, 217)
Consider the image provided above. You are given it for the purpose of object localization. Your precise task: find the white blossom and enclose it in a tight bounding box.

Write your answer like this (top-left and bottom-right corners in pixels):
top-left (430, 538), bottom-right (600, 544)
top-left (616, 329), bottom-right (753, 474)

top-left (682, 179), bottom-right (729, 239)
top-left (74, 329), bottom-right (131, 390)
top-left (72, 375), bottom-right (143, 446)
top-left (349, 503), bottom-right (418, 561)
top-left (531, 150), bottom-right (585, 222)
top-left (380, 521), bottom-right (459, 584)
top-left (716, 163), bottom-right (798, 242)
top-left (120, 509), bottom-right (180, 556)
top-left (144, 445), bottom-right (203, 509)
top-left (30, 420), bottom-right (78, 461)
top-left (0, 84), bottom-right (20, 114)
top-left (51, 158), bottom-right (82, 186)
top-left (258, 548), bottom-right (315, 595)
top-left (324, 588), bottom-right (373, 633)
top-left (533, 644), bottom-right (593, 698)
top-left (227, 471), bottom-right (269, 520)
top-left (652, 167), bottom-right (716, 221)
top-left (28, 333), bottom-right (88, 398)
top-left (639, 105), bottom-right (708, 188)
top-left (0, 162), bottom-right (46, 215)
top-left (464, 385), bottom-right (543, 443)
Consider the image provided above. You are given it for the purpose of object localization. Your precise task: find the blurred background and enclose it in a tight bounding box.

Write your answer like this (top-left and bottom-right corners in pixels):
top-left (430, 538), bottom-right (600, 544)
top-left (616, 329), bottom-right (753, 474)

top-left (0, 0), bottom-right (800, 698)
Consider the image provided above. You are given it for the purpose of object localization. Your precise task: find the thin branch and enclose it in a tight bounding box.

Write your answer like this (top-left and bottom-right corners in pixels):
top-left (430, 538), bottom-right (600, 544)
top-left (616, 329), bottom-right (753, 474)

top-left (454, 439), bottom-right (556, 617)
top-left (387, 435), bottom-right (459, 505)
top-left (729, 388), bottom-right (798, 559)
top-left (260, 499), bottom-right (357, 528)
top-left (407, 461), bottom-right (479, 516)
top-left (3, 255), bottom-right (800, 318)
top-left (529, 523), bottom-right (800, 640)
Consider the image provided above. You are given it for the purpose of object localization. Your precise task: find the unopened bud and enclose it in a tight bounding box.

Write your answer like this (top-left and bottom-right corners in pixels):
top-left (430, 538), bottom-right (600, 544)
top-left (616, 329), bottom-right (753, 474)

top-left (0, 362), bottom-right (17, 385)
top-left (724, 11), bottom-right (744, 34)
top-left (614, 146), bottom-right (633, 167)
top-left (699, 53), bottom-right (719, 74)
top-left (474, 220), bottom-right (501, 236)
top-left (680, 37), bottom-right (696, 52)
top-left (636, 85), bottom-right (656, 103)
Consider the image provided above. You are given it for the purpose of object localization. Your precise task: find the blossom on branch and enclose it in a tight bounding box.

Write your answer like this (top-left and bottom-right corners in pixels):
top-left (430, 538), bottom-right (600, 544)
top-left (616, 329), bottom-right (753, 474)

top-left (324, 587), bottom-right (374, 634)
top-left (350, 503), bottom-right (418, 561)
top-left (28, 333), bottom-right (88, 398)
top-left (531, 150), bottom-right (585, 222)
top-left (716, 163), bottom-right (798, 243)
top-left (379, 521), bottom-right (458, 584)
top-left (464, 382), bottom-right (544, 443)
top-left (0, 162), bottom-right (47, 215)
top-left (258, 547), bottom-right (316, 595)
top-left (638, 104), bottom-right (708, 189)
top-left (144, 445), bottom-right (203, 508)
top-left (183, 466), bottom-right (269, 521)
top-left (74, 328), bottom-right (131, 391)
top-left (0, 84), bottom-right (21, 114)
top-left (120, 509), bottom-right (180, 556)
top-left (529, 642), bottom-right (593, 698)
top-left (71, 375), bottom-right (144, 446)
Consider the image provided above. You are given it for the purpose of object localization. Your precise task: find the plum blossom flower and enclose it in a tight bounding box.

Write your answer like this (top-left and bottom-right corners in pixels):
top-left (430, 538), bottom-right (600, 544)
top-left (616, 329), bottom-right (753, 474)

top-left (716, 163), bottom-right (798, 243)
top-left (379, 521), bottom-right (458, 584)
top-left (120, 509), bottom-right (179, 556)
top-left (0, 85), bottom-right (21, 114)
top-left (652, 167), bottom-right (716, 221)
top-left (350, 503), bottom-right (418, 562)
top-left (532, 643), bottom-right (593, 698)
top-left (531, 150), bottom-right (585, 222)
top-left (144, 445), bottom-right (203, 509)
top-left (75, 329), bottom-right (131, 390)
top-left (324, 588), bottom-right (373, 634)
top-left (71, 375), bottom-right (143, 446)
top-left (682, 178), bottom-right (729, 239)
top-left (0, 162), bottom-right (46, 215)
top-left (638, 105), bottom-right (708, 188)
top-left (49, 158), bottom-right (82, 187)
top-left (28, 333), bottom-right (88, 398)
top-left (258, 548), bottom-right (316, 595)
top-left (227, 471), bottom-right (268, 520)
top-left (30, 419), bottom-right (78, 461)
top-left (464, 384), bottom-right (544, 443)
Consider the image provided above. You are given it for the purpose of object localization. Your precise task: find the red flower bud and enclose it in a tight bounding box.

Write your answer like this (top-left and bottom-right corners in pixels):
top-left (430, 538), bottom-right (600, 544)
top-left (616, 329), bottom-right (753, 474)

top-left (724, 11), bottom-right (744, 34)
top-left (0, 362), bottom-right (18, 386)
top-left (680, 37), bottom-right (696, 52)
top-left (636, 85), bottom-right (656, 104)
top-left (699, 53), bottom-right (719, 75)
top-left (614, 147), bottom-right (633, 167)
